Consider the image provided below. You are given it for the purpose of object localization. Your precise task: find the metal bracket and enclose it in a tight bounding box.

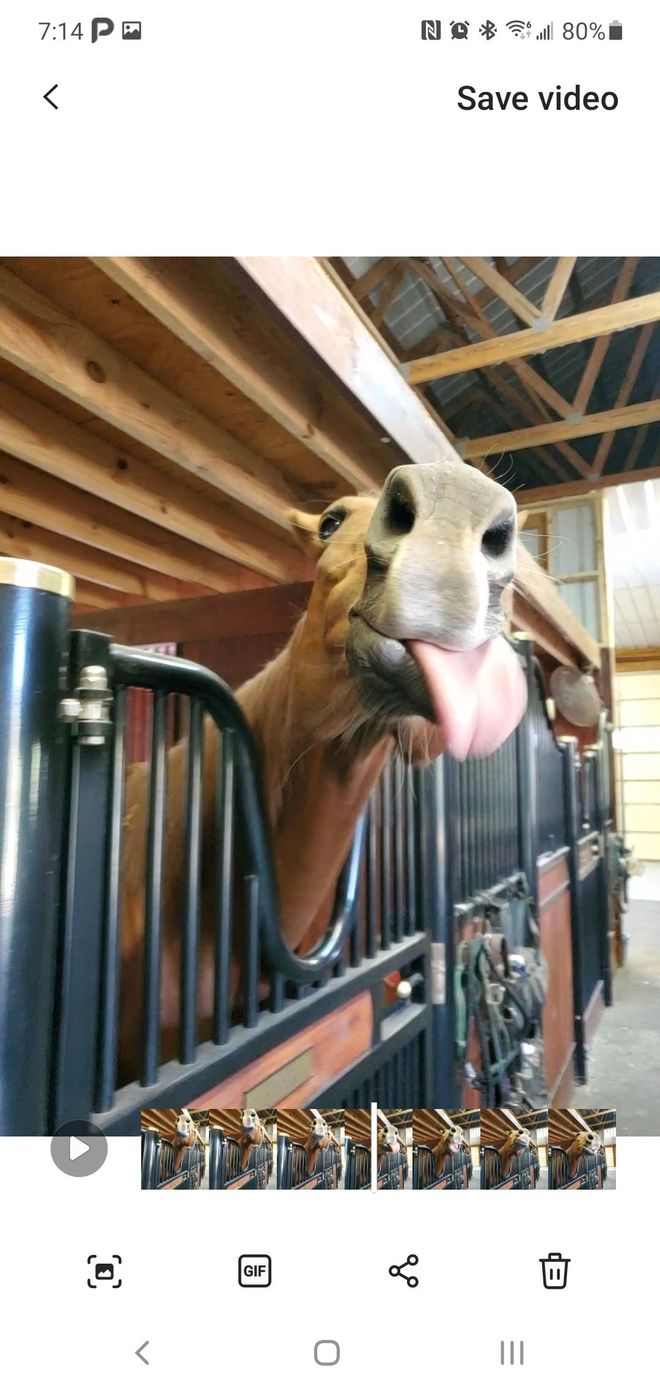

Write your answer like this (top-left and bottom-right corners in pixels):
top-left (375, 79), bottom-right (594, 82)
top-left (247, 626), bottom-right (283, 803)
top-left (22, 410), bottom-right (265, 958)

top-left (430, 942), bottom-right (446, 1005)
top-left (59, 664), bottom-right (113, 746)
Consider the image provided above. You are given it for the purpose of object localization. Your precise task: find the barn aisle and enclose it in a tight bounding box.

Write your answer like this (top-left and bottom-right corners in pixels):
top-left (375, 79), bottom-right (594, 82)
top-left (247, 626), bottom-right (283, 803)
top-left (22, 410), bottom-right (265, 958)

top-left (574, 865), bottom-right (660, 1135)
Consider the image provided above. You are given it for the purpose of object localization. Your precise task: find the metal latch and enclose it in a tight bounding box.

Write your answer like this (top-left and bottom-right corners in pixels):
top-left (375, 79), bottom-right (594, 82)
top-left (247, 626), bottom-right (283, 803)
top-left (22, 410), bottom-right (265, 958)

top-left (60, 664), bottom-right (113, 745)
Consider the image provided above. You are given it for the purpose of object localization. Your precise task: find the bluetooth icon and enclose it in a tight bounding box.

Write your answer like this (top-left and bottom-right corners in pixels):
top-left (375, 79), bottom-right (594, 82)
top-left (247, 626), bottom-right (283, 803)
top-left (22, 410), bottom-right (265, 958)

top-left (479, 20), bottom-right (497, 39)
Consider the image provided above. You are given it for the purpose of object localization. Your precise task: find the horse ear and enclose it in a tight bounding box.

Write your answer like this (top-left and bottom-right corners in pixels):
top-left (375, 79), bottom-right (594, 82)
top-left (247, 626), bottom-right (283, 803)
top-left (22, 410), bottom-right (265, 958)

top-left (288, 508), bottom-right (324, 557)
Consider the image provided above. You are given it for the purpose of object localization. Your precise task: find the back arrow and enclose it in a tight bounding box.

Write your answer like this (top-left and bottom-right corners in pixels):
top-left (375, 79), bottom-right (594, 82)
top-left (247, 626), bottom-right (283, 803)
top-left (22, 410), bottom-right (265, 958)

top-left (135, 1341), bottom-right (150, 1366)
top-left (43, 84), bottom-right (58, 109)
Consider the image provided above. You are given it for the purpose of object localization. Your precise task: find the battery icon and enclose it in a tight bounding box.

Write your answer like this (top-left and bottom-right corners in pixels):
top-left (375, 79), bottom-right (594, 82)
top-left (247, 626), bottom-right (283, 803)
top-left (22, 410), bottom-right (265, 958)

top-left (608, 20), bottom-right (623, 39)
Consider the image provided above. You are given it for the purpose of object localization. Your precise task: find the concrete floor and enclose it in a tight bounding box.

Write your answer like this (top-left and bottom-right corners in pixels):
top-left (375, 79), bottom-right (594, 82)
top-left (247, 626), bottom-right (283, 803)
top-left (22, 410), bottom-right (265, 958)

top-left (573, 864), bottom-right (660, 1136)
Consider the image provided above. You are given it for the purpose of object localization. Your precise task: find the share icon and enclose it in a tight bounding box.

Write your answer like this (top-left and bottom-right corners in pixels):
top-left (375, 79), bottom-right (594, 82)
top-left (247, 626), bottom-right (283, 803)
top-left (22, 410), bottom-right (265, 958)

top-left (388, 1253), bottom-right (419, 1288)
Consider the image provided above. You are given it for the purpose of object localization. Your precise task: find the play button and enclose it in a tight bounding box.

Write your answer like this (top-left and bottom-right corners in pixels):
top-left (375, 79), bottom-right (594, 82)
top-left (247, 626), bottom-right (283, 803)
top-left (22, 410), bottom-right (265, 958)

top-left (51, 1121), bottom-right (108, 1177)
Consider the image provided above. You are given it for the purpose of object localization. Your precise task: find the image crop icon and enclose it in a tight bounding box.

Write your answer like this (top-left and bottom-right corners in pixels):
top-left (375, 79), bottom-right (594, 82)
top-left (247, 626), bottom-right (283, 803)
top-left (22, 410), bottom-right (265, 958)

top-left (420, 20), bottom-right (441, 39)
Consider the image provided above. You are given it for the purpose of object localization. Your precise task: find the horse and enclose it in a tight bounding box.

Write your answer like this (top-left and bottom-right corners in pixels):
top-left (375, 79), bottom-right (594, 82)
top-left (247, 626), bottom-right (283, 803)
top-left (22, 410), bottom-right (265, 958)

top-left (240, 1107), bottom-right (270, 1170)
top-left (566, 1131), bottom-right (599, 1177)
top-left (305, 1116), bottom-right (341, 1185)
top-left (172, 1109), bottom-right (201, 1170)
top-left (432, 1126), bottom-right (466, 1178)
top-left (120, 460), bottom-right (526, 1082)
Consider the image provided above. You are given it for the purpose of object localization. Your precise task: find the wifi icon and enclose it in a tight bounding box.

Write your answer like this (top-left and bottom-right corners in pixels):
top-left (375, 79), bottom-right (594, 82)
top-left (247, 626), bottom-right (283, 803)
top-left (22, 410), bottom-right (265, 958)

top-left (506, 19), bottom-right (532, 37)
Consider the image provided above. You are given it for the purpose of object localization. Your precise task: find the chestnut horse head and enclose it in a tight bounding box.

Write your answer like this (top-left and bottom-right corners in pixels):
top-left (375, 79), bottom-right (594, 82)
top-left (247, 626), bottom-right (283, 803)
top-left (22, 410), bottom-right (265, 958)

top-left (287, 460), bottom-right (526, 762)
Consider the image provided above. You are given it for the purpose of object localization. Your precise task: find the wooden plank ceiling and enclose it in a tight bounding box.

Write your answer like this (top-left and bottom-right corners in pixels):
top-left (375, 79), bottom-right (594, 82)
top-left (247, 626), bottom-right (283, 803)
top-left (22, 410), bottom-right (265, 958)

top-left (0, 255), bottom-right (628, 670)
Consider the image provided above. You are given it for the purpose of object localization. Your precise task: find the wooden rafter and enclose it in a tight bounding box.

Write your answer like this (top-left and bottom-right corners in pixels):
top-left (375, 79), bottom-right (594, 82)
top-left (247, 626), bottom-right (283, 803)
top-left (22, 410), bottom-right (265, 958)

top-left (541, 258), bottom-right (578, 321)
top-left (404, 292), bottom-right (660, 383)
top-left (460, 256), bottom-right (541, 327)
top-left (0, 451), bottom-right (273, 592)
top-left (349, 257), bottom-right (400, 301)
top-left (573, 258), bottom-right (638, 414)
top-left (427, 258), bottom-right (588, 480)
top-left (371, 263), bottom-right (406, 330)
top-left (0, 380), bottom-right (303, 582)
top-left (517, 457), bottom-right (660, 504)
top-left (92, 257), bottom-right (385, 494)
top-left (0, 264), bottom-right (299, 528)
top-left (591, 324), bottom-right (655, 476)
top-left (0, 511), bottom-right (205, 601)
top-left (460, 399), bottom-right (660, 459)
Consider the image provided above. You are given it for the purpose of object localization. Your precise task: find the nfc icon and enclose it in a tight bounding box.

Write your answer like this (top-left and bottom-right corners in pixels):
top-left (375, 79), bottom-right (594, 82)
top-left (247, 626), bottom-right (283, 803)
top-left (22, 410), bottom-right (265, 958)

top-left (238, 1254), bottom-right (272, 1287)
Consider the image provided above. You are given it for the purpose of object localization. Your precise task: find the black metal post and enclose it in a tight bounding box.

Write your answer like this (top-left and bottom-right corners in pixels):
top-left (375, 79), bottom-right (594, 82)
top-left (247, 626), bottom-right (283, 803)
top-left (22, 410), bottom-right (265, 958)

top-left (593, 744), bottom-right (613, 1008)
top-left (421, 757), bottom-right (456, 1106)
top-left (0, 561), bottom-right (73, 1134)
top-left (141, 1127), bottom-right (160, 1189)
top-left (515, 641), bottom-right (540, 912)
top-left (562, 738), bottom-right (587, 1083)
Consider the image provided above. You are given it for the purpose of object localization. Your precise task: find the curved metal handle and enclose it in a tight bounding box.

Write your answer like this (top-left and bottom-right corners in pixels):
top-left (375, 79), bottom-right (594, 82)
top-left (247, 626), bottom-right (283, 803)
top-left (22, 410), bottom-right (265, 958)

top-left (111, 644), bottom-right (362, 983)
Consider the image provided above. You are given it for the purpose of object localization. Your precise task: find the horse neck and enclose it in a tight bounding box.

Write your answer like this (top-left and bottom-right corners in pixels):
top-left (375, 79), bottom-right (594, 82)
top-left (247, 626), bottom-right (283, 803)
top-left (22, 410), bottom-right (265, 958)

top-left (237, 620), bottom-right (392, 951)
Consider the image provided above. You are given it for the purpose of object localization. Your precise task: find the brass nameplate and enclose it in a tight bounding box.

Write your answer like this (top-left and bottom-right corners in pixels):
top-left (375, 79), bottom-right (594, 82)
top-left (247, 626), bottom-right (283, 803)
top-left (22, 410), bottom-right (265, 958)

top-left (246, 1049), bottom-right (315, 1107)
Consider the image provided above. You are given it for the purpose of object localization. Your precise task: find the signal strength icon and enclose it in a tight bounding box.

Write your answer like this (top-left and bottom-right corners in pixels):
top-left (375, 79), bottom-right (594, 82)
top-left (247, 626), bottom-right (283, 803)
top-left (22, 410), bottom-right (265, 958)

top-left (507, 20), bottom-right (531, 37)
top-left (536, 22), bottom-right (553, 39)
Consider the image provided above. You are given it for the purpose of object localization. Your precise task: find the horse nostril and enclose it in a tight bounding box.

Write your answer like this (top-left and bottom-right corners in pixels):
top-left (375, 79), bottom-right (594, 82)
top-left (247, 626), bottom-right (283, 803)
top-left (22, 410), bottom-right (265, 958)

top-left (366, 547), bottom-right (389, 578)
top-left (481, 512), bottom-right (515, 560)
top-left (386, 487), bottom-right (416, 536)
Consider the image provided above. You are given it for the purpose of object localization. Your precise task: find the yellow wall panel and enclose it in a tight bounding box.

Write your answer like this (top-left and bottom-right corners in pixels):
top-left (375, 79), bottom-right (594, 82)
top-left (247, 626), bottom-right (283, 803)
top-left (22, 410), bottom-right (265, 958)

top-left (622, 781), bottom-right (660, 804)
top-left (623, 805), bottom-right (660, 834)
top-left (628, 832), bottom-right (660, 861)
top-left (622, 754), bottom-right (660, 781)
top-left (619, 699), bottom-right (660, 726)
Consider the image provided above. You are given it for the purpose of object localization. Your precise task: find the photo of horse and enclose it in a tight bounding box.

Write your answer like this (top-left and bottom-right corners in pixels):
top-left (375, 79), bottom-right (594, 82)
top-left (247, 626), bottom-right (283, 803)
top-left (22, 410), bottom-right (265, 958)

top-left (376, 1108), bottom-right (412, 1190)
top-left (276, 1109), bottom-right (344, 1189)
top-left (480, 1107), bottom-right (546, 1189)
top-left (413, 1108), bottom-right (479, 1189)
top-left (549, 1108), bottom-right (615, 1189)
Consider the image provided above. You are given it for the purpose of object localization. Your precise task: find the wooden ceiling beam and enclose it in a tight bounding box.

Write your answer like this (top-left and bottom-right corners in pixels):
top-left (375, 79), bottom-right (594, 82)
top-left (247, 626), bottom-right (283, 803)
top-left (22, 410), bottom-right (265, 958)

top-left (0, 451), bottom-right (272, 592)
top-left (404, 292), bottom-right (660, 383)
top-left (349, 258), bottom-right (400, 301)
top-left (541, 258), bottom-right (578, 321)
top-left (74, 579), bottom-right (150, 611)
top-left (0, 510), bottom-right (203, 601)
top-left (239, 257), bottom-right (458, 464)
top-left (92, 257), bottom-right (385, 494)
top-left (460, 256), bottom-right (541, 327)
top-left (573, 258), bottom-right (639, 414)
top-left (0, 264), bottom-right (299, 528)
top-left (0, 380), bottom-right (303, 582)
top-left (590, 323), bottom-right (655, 476)
top-left (460, 399), bottom-right (660, 459)
top-left (514, 458), bottom-right (660, 504)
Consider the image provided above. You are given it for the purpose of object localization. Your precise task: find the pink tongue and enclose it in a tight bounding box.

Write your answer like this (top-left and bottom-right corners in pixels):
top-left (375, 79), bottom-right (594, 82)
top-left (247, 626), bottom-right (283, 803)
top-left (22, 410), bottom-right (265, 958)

top-left (408, 635), bottom-right (528, 760)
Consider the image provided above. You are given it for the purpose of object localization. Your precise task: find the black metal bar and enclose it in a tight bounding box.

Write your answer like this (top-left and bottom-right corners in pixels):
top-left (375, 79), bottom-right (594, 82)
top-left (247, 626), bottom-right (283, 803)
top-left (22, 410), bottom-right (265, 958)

top-left (141, 691), bottom-right (167, 1086)
top-left (180, 698), bottom-right (203, 1064)
top-left (405, 764), bottom-right (417, 936)
top-left (213, 728), bottom-right (235, 1044)
top-left (141, 1128), bottom-right (160, 1189)
top-left (243, 875), bottom-right (260, 1030)
top-left (366, 787), bottom-right (378, 957)
top-left (394, 759), bottom-right (405, 942)
top-left (562, 738), bottom-right (587, 1083)
top-left (594, 740), bottom-right (613, 1008)
top-left (381, 761), bottom-right (392, 950)
top-left (96, 685), bottom-right (127, 1114)
top-left (516, 642), bottom-right (540, 912)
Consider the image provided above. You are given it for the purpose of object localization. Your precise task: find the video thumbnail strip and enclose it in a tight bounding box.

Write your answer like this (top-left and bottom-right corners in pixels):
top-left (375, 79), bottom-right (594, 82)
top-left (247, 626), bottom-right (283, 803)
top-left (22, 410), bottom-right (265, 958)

top-left (140, 1105), bottom-right (616, 1190)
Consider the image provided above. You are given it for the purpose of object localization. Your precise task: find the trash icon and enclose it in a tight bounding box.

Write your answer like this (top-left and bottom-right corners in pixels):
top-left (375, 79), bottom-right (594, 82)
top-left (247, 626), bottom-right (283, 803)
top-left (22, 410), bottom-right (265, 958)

top-left (540, 1252), bottom-right (570, 1289)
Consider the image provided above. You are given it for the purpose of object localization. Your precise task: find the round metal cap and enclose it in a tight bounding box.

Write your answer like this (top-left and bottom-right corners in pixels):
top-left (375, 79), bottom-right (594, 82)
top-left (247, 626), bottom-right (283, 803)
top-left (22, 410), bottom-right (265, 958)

top-left (50, 1120), bottom-right (108, 1177)
top-left (0, 556), bottom-right (75, 600)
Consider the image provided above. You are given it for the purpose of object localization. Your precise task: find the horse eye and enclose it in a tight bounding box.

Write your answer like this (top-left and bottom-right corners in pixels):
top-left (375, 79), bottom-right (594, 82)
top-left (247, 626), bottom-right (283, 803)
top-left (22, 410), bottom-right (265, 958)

top-left (319, 509), bottom-right (346, 541)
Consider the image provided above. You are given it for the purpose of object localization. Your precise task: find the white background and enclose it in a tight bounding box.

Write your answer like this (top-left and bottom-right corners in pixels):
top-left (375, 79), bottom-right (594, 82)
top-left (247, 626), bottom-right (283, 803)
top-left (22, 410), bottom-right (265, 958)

top-left (0, 2), bottom-right (657, 251)
top-left (0, 1137), bottom-right (656, 1386)
top-left (0, 3), bottom-right (658, 1383)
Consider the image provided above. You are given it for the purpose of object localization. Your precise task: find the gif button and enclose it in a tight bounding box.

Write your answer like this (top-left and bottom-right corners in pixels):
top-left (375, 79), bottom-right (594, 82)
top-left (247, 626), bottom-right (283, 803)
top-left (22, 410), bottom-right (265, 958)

top-left (238, 1254), bottom-right (272, 1288)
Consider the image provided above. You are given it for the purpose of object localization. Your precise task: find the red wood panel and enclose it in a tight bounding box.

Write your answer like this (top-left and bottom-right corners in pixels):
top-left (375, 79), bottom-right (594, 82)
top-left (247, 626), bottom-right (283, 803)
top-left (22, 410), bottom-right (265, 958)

top-left (539, 853), bottom-right (575, 1101)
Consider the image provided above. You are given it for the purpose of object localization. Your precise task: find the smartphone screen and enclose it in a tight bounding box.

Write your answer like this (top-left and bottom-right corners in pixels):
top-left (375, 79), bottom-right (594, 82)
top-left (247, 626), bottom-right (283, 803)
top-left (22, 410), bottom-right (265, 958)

top-left (0, 1), bottom-right (657, 1382)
